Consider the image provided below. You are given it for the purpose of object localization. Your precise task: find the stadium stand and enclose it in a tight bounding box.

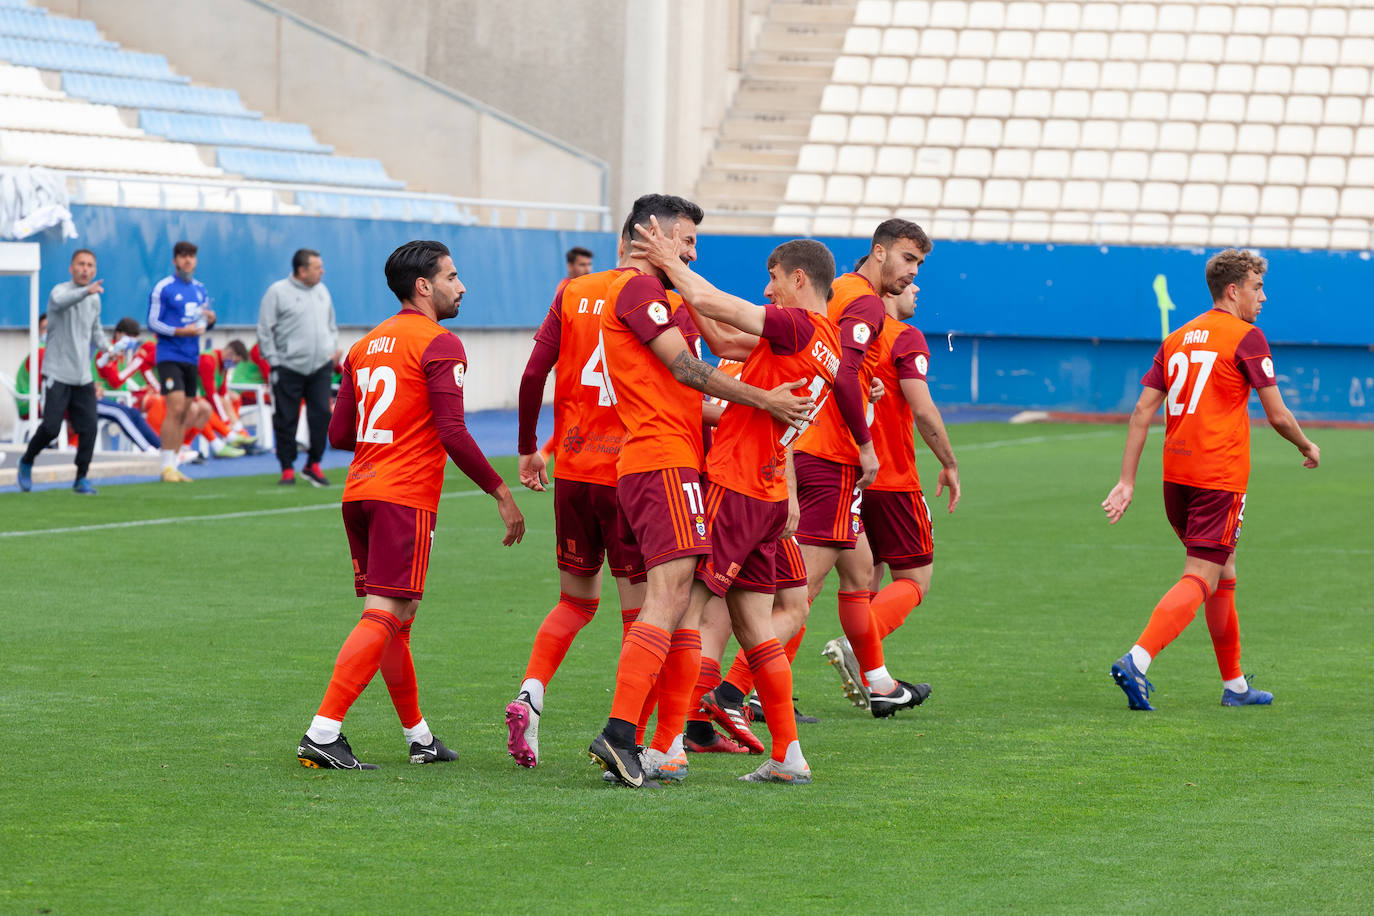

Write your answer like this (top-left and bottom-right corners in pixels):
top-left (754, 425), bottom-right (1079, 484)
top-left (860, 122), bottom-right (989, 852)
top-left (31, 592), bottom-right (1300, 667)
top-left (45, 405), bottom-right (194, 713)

top-left (696, 0), bottom-right (1374, 249)
top-left (0, 1), bottom-right (439, 218)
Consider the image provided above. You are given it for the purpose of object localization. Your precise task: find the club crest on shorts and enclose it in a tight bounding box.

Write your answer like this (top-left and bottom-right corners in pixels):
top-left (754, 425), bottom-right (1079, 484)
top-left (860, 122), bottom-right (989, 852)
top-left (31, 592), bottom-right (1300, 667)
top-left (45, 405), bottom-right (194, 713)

top-left (852, 515), bottom-right (861, 534)
top-left (695, 515), bottom-right (706, 538)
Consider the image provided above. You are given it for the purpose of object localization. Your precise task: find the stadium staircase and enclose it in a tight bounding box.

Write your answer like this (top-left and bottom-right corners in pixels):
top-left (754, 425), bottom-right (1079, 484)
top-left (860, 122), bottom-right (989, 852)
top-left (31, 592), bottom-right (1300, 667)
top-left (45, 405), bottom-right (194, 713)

top-left (0, 0), bottom-right (467, 221)
top-left (698, 0), bottom-right (1374, 249)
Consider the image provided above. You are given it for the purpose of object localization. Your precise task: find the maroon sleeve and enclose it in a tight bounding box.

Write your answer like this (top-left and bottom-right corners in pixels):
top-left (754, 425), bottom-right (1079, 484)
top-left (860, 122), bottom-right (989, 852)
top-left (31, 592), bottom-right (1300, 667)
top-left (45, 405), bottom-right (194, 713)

top-left (532, 283), bottom-right (565, 349)
top-left (251, 342), bottom-right (271, 376)
top-left (833, 347), bottom-right (872, 447)
top-left (614, 274), bottom-right (676, 344)
top-left (675, 307), bottom-right (704, 359)
top-left (421, 333), bottom-right (504, 493)
top-left (328, 358), bottom-right (357, 451)
top-left (892, 326), bottom-right (931, 381)
top-left (1140, 341), bottom-right (1167, 390)
top-left (837, 294), bottom-right (884, 353)
top-left (1235, 326), bottom-right (1278, 389)
top-left (760, 304), bottom-right (810, 356)
top-left (518, 337), bottom-right (559, 454)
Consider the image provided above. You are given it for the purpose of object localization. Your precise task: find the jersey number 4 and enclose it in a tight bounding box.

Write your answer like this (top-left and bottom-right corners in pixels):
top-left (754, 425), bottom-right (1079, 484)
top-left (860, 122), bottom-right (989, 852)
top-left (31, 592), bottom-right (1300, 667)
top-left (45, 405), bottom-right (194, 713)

top-left (1165, 350), bottom-right (1217, 417)
top-left (354, 366), bottom-right (396, 443)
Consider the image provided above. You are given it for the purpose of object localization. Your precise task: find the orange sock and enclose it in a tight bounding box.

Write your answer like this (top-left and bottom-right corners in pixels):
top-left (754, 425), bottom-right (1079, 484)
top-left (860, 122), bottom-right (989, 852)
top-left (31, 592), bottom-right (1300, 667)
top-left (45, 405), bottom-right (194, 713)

top-left (723, 648), bottom-right (754, 696)
top-left (1204, 578), bottom-right (1242, 680)
top-left (379, 619), bottom-right (421, 729)
top-left (635, 680), bottom-right (658, 746)
top-left (523, 593), bottom-right (598, 685)
top-left (718, 626), bottom-right (803, 697)
top-left (872, 579), bottom-right (923, 640)
top-left (783, 624), bottom-right (805, 662)
top-left (206, 412), bottom-right (229, 438)
top-left (183, 427), bottom-right (199, 446)
top-left (746, 638), bottom-right (798, 762)
top-left (620, 606), bottom-right (640, 642)
top-left (838, 589), bottom-right (884, 673)
top-left (608, 621), bottom-right (670, 728)
top-left (1136, 574), bottom-right (1211, 657)
top-left (688, 657), bottom-right (721, 725)
top-left (650, 629), bottom-right (702, 752)
top-left (317, 609), bottom-right (401, 721)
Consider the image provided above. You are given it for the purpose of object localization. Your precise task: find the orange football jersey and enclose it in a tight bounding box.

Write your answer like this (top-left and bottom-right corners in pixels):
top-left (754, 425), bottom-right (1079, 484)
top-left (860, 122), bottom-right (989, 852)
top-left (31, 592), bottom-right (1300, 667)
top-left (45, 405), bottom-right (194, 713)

top-left (340, 311), bottom-right (475, 512)
top-left (708, 306), bottom-right (841, 501)
top-left (1142, 308), bottom-right (1277, 492)
top-left (869, 320), bottom-right (931, 492)
top-left (794, 272), bottom-right (886, 465)
top-left (599, 267), bottom-right (704, 476)
top-left (536, 268), bottom-right (629, 486)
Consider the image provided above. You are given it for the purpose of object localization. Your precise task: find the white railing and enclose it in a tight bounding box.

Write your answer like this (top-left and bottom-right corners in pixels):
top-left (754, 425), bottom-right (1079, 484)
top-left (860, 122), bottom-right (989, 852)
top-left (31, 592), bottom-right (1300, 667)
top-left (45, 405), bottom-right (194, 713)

top-left (61, 170), bottom-right (613, 231)
top-left (704, 207), bottom-right (1374, 250)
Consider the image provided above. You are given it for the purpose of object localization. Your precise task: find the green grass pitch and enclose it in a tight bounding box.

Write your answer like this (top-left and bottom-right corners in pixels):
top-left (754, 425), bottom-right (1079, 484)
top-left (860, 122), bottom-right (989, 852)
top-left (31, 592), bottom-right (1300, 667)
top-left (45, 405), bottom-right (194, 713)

top-left (2, 423), bottom-right (1371, 912)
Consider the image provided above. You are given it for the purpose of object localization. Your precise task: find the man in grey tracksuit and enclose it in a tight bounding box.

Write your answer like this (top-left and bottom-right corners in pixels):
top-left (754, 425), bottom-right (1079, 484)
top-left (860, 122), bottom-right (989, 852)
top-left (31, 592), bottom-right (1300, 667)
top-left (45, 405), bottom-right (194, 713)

top-left (256, 248), bottom-right (339, 486)
top-left (17, 248), bottom-right (111, 494)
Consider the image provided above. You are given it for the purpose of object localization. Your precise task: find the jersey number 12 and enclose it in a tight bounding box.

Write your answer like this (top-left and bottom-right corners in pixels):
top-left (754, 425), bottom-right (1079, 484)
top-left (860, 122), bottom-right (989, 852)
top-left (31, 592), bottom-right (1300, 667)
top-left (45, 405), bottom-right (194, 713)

top-left (354, 366), bottom-right (396, 443)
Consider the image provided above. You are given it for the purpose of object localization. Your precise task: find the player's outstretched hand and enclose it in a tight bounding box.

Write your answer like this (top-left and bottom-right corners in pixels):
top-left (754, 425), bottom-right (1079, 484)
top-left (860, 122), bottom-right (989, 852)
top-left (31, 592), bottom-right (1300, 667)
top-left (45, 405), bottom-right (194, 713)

top-left (88, 279), bottom-right (105, 295)
top-left (762, 378), bottom-right (816, 429)
top-left (857, 441), bottom-right (879, 489)
top-left (1301, 441), bottom-right (1320, 469)
top-left (632, 214), bottom-right (683, 268)
top-left (494, 485), bottom-right (526, 546)
top-left (1102, 481), bottom-right (1133, 524)
top-left (936, 464), bottom-right (960, 513)
top-left (518, 452), bottom-right (548, 492)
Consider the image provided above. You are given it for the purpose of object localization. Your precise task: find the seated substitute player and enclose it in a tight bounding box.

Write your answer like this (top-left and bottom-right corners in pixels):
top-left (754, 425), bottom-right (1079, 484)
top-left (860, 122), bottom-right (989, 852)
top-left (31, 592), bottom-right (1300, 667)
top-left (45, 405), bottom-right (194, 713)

top-left (794, 218), bottom-right (933, 718)
top-left (823, 271), bottom-right (961, 707)
top-left (634, 221), bottom-right (840, 784)
top-left (505, 244), bottom-right (648, 768)
top-left (1103, 248), bottom-right (1319, 711)
top-left (586, 193), bottom-right (815, 788)
top-left (296, 240), bottom-right (526, 769)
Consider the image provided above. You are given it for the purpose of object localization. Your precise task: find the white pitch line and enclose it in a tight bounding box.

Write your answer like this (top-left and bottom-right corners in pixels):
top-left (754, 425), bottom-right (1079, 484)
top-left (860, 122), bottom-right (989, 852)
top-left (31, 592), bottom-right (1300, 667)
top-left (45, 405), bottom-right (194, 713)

top-left (0, 489), bottom-right (486, 539)
top-left (957, 430), bottom-right (1122, 451)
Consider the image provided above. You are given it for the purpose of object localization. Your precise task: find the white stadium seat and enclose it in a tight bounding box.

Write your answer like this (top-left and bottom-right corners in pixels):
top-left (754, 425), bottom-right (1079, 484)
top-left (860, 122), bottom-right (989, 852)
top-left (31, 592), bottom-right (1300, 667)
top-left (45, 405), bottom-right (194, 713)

top-left (875, 146), bottom-right (916, 175)
top-left (757, 0), bottom-right (1374, 248)
top-left (848, 115), bottom-right (888, 144)
top-left (873, 146), bottom-right (917, 175)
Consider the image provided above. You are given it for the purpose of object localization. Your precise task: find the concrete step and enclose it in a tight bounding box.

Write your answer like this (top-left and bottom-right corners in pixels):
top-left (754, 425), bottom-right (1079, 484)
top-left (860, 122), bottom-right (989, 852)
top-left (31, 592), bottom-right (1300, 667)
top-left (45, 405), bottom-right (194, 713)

top-left (696, 170), bottom-right (791, 199)
top-left (708, 143), bottom-right (801, 169)
top-left (733, 79), bottom-right (828, 112)
top-left (756, 23), bottom-right (849, 52)
top-left (718, 111), bottom-right (816, 141)
top-left (769, 1), bottom-right (860, 25)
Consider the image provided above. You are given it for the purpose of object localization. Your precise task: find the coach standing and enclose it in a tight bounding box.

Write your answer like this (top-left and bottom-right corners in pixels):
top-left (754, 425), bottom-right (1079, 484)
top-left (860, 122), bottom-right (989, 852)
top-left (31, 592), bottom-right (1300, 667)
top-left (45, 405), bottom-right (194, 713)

top-left (16, 249), bottom-right (111, 495)
top-left (257, 248), bottom-right (339, 487)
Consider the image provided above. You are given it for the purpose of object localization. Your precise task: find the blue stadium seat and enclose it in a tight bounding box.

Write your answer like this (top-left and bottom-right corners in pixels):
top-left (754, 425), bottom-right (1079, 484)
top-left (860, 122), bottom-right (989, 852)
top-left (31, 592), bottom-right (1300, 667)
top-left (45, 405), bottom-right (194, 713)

top-left (61, 72), bottom-right (256, 117)
top-left (0, 7), bottom-right (113, 46)
top-left (0, 36), bottom-right (184, 81)
top-left (139, 111), bottom-right (331, 153)
top-left (296, 191), bottom-right (470, 222)
top-left (217, 148), bottom-right (404, 189)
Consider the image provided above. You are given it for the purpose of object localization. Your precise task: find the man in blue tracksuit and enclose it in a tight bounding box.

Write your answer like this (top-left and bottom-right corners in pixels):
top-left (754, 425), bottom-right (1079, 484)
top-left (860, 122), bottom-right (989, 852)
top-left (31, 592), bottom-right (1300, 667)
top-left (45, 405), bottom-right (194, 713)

top-left (147, 240), bottom-right (216, 482)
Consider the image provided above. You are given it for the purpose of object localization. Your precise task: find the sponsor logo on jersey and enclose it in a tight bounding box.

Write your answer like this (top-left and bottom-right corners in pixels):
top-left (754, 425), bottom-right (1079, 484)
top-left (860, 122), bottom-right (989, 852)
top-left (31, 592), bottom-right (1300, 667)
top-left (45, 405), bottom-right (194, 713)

top-left (853, 323), bottom-right (871, 345)
top-left (1261, 356), bottom-right (1274, 378)
top-left (648, 301), bottom-right (671, 326)
top-left (915, 353), bottom-right (929, 376)
top-left (453, 362), bottom-right (465, 388)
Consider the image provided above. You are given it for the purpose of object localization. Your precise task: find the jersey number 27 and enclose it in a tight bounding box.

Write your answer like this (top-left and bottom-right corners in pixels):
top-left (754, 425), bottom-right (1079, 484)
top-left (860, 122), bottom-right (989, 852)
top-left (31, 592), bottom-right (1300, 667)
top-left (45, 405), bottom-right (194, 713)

top-left (1165, 350), bottom-right (1217, 417)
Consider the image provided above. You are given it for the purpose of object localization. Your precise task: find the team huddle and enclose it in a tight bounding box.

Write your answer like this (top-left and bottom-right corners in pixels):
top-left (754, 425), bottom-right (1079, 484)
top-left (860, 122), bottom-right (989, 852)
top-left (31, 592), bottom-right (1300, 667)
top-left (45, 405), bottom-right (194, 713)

top-left (295, 195), bottom-right (1318, 786)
